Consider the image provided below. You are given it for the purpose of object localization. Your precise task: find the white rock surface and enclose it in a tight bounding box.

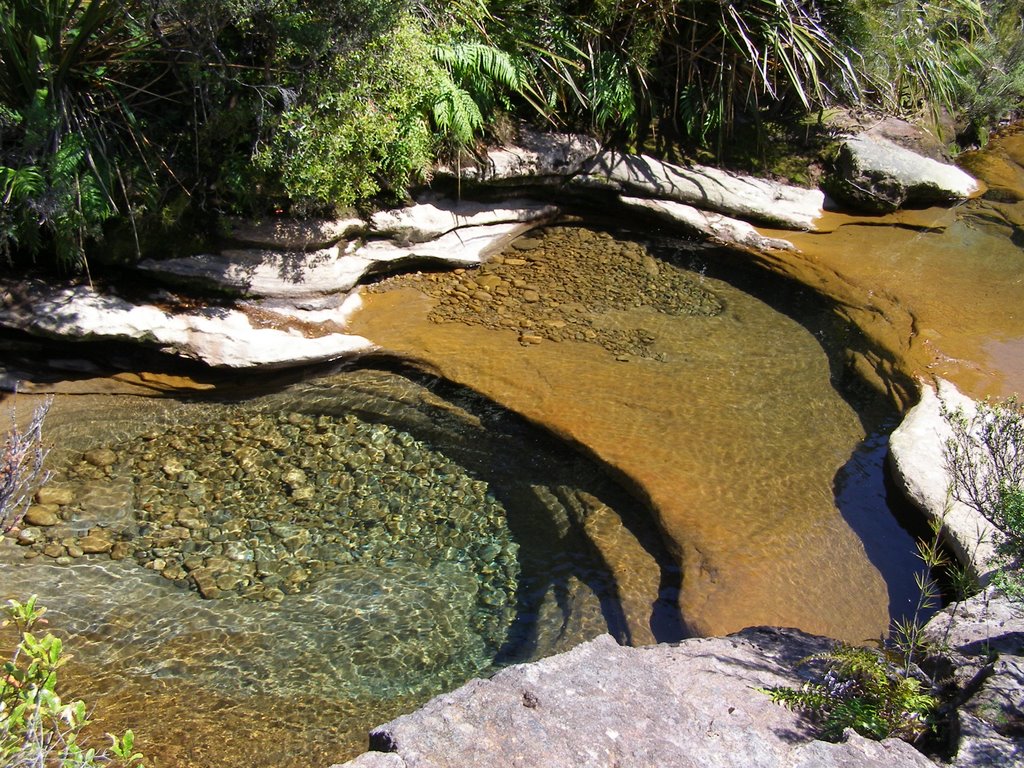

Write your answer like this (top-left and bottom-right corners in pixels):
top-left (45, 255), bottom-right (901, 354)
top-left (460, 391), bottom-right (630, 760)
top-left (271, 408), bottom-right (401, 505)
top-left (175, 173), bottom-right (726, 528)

top-left (584, 151), bottom-right (825, 230)
top-left (370, 198), bottom-right (558, 244)
top-left (140, 222), bottom-right (536, 299)
top-left (139, 245), bottom-right (366, 298)
top-left (0, 283), bottom-right (373, 368)
top-left (619, 197), bottom-right (797, 251)
top-left (353, 221), bottom-right (540, 268)
top-left (888, 379), bottom-right (999, 578)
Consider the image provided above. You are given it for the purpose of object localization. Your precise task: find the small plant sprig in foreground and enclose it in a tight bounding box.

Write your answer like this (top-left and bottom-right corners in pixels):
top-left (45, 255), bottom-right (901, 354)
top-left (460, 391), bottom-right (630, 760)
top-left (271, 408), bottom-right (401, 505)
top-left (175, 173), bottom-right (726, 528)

top-left (0, 397), bottom-right (51, 535)
top-left (763, 644), bottom-right (937, 743)
top-left (1, 596), bottom-right (144, 768)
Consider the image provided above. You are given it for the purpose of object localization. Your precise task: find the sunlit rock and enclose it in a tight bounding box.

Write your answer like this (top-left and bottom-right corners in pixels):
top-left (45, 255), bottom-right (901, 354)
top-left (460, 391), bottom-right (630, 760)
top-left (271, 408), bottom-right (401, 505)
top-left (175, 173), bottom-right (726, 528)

top-left (437, 130), bottom-right (601, 183)
top-left (825, 135), bottom-right (981, 213)
top-left (0, 283), bottom-right (373, 369)
top-left (439, 129), bottom-right (825, 231)
top-left (619, 197), bottom-right (797, 251)
top-left (888, 379), bottom-right (999, 579)
top-left (139, 222), bottom-right (537, 299)
top-left (338, 630), bottom-right (935, 768)
top-left (353, 221), bottom-right (542, 271)
top-left (370, 197), bottom-right (559, 244)
top-left (583, 151), bottom-right (825, 230)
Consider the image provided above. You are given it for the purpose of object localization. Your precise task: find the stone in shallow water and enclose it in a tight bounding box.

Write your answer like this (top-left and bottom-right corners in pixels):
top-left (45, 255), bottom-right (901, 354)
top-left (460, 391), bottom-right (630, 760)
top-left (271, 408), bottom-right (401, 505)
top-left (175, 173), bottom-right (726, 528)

top-left (78, 530), bottom-right (114, 554)
top-left (36, 486), bottom-right (74, 506)
top-left (24, 505), bottom-right (60, 526)
top-left (84, 447), bottom-right (118, 467)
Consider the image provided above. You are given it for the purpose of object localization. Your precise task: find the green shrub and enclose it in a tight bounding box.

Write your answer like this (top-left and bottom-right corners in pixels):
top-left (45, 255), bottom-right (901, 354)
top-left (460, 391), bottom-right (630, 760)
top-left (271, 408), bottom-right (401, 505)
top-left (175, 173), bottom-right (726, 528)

top-left (1, 596), bottom-right (145, 767)
top-left (253, 15), bottom-right (440, 213)
top-left (763, 644), bottom-right (937, 743)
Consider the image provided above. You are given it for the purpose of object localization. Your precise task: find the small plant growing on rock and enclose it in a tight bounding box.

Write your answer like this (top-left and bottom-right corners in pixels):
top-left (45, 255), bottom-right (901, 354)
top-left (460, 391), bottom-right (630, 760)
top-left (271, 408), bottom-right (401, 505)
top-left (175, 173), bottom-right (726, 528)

top-left (1, 596), bottom-right (145, 767)
top-left (943, 396), bottom-right (1024, 598)
top-left (763, 644), bottom-right (937, 743)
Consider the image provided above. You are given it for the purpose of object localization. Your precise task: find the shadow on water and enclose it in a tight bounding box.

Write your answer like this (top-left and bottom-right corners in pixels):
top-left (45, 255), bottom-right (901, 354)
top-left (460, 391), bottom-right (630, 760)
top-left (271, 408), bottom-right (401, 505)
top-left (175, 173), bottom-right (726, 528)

top-left (632, 232), bottom-right (930, 632)
top-left (218, 357), bottom-right (689, 660)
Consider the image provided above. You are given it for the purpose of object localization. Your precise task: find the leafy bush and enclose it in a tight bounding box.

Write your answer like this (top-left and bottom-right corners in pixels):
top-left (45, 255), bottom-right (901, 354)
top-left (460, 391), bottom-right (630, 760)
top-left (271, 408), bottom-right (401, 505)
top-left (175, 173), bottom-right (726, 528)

top-left (254, 15), bottom-right (440, 213)
top-left (1, 597), bottom-right (144, 767)
top-left (763, 644), bottom-right (937, 742)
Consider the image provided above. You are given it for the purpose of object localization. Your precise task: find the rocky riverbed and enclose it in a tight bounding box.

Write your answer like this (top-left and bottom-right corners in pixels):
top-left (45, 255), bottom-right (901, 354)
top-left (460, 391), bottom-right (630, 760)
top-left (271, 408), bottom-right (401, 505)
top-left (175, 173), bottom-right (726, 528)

top-left (15, 405), bottom-right (519, 649)
top-left (370, 226), bottom-right (722, 360)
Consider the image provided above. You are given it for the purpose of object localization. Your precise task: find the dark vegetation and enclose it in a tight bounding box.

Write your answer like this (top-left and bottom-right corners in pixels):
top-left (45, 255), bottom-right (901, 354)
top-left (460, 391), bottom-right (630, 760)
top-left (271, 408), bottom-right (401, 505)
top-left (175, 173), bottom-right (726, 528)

top-left (1, 0), bottom-right (1022, 273)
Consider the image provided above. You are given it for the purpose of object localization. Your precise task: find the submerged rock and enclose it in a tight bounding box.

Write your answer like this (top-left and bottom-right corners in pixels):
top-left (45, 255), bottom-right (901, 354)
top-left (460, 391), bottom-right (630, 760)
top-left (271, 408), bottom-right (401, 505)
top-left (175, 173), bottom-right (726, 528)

top-left (825, 135), bottom-right (981, 213)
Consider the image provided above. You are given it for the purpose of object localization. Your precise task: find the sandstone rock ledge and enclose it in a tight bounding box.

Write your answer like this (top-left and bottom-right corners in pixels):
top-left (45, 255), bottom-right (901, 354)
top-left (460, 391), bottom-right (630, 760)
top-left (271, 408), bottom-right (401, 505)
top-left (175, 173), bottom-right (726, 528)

top-left (336, 630), bottom-right (933, 768)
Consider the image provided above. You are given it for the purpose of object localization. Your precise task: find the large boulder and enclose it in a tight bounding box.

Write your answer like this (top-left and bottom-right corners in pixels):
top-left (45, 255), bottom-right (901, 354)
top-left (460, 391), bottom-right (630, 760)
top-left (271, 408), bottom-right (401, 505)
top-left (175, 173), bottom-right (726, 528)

top-left (370, 198), bottom-right (558, 245)
top-left (439, 129), bottom-right (824, 230)
top-left (825, 135), bottom-right (980, 213)
top-left (619, 197), bottom-right (797, 252)
top-left (924, 588), bottom-right (1024, 768)
top-left (337, 630), bottom-right (935, 768)
top-left (583, 151), bottom-right (825, 230)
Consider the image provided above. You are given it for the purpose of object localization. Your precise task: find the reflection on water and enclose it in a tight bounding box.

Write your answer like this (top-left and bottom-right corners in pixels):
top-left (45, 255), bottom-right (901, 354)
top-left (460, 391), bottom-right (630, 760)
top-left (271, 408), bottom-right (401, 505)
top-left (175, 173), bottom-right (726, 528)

top-left (1, 368), bottom-right (683, 767)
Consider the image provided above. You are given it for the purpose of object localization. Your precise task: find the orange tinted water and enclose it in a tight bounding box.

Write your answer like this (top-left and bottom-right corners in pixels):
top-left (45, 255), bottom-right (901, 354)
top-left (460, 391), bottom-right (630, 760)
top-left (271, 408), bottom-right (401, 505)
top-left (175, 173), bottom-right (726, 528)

top-left (352, 232), bottom-right (893, 642)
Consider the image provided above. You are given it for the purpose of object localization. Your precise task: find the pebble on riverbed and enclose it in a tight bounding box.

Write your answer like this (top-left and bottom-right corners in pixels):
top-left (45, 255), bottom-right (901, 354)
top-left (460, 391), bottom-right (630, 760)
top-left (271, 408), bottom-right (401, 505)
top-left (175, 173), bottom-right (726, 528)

top-left (369, 225), bottom-right (722, 360)
top-left (12, 408), bottom-right (521, 647)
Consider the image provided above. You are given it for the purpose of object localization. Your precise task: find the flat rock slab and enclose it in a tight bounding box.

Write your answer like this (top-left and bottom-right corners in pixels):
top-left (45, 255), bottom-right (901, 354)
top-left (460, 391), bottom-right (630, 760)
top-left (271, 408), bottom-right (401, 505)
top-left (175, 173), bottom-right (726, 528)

top-left (223, 215), bottom-right (364, 250)
top-left (826, 135), bottom-right (981, 213)
top-left (140, 222), bottom-right (537, 299)
top-left (583, 151), bottom-right (825, 230)
top-left (0, 282), bottom-right (372, 369)
top-left (619, 197), bottom-right (796, 252)
top-left (440, 130), bottom-right (824, 230)
top-left (338, 631), bottom-right (934, 768)
top-left (370, 198), bottom-right (558, 244)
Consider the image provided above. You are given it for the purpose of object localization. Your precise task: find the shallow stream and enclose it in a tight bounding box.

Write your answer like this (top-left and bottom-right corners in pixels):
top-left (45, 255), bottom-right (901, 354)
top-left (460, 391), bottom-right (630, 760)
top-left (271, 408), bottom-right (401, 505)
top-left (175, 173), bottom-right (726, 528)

top-left (5, 129), bottom-right (1023, 766)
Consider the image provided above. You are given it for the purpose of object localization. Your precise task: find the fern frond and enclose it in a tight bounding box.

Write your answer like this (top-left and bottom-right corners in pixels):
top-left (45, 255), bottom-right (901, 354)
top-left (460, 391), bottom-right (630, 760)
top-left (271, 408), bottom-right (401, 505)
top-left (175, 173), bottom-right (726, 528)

top-left (0, 165), bottom-right (45, 204)
top-left (431, 81), bottom-right (483, 147)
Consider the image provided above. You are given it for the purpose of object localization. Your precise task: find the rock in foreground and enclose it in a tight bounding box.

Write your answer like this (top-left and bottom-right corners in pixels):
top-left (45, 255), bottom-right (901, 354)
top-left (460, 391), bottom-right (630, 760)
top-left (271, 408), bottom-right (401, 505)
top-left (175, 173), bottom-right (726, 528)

top-left (337, 630), bottom-right (933, 768)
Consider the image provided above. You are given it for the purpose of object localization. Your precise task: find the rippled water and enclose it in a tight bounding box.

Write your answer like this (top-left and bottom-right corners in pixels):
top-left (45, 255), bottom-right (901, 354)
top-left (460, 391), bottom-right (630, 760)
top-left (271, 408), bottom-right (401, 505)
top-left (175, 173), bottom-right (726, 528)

top-left (1, 219), bottom-right (947, 767)
top-left (1, 367), bottom-right (682, 767)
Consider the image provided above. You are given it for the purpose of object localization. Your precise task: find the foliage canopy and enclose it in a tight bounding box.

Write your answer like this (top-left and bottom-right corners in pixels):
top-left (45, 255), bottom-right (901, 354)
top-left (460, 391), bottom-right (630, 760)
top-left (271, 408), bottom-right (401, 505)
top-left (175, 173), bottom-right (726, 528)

top-left (0, 0), bottom-right (1021, 270)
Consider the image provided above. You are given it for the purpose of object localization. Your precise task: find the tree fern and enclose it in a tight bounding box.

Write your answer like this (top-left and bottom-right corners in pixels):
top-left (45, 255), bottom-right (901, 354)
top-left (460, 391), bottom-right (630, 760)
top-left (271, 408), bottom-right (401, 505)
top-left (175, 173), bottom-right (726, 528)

top-left (0, 164), bottom-right (45, 205)
top-left (430, 41), bottom-right (525, 147)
